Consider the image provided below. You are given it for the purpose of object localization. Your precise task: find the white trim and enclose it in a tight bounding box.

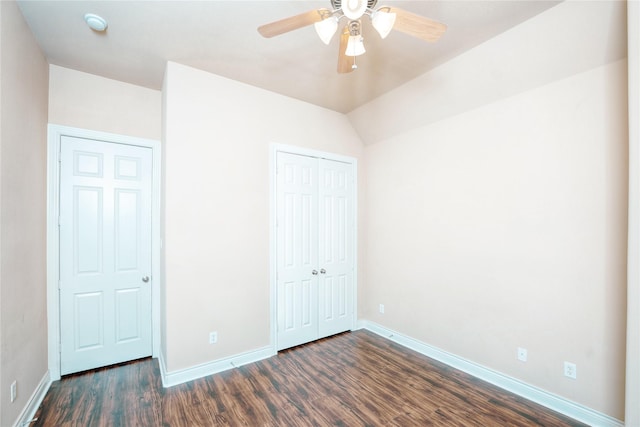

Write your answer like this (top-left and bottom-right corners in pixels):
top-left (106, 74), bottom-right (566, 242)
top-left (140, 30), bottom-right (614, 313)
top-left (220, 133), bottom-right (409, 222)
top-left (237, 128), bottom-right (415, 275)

top-left (46, 124), bottom-right (162, 380)
top-left (361, 320), bottom-right (623, 427)
top-left (160, 346), bottom-right (275, 388)
top-left (12, 371), bottom-right (51, 427)
top-left (269, 146), bottom-right (278, 351)
top-left (351, 157), bottom-right (359, 334)
top-left (269, 143), bottom-right (359, 353)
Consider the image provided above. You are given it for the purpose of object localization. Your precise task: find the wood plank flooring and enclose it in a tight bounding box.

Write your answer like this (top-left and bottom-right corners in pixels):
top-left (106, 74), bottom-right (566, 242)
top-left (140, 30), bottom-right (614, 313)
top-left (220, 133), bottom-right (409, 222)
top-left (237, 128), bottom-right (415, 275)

top-left (33, 330), bottom-right (587, 426)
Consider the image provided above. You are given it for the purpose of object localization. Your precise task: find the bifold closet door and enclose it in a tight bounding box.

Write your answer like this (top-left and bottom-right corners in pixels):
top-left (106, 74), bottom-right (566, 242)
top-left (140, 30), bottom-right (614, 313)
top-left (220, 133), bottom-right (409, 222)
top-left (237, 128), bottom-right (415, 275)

top-left (276, 151), bottom-right (354, 351)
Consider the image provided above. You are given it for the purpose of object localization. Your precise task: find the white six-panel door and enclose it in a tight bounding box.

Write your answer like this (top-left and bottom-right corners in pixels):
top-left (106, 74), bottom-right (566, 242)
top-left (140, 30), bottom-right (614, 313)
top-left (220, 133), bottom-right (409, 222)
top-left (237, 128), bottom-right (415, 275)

top-left (276, 151), bottom-right (354, 351)
top-left (59, 136), bottom-right (153, 375)
top-left (276, 153), bottom-right (319, 350)
top-left (318, 159), bottom-right (354, 337)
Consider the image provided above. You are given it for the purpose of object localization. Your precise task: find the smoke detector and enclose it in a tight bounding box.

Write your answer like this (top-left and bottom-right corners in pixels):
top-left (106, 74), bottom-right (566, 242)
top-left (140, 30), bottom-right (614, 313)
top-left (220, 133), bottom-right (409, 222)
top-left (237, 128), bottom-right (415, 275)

top-left (84, 13), bottom-right (108, 32)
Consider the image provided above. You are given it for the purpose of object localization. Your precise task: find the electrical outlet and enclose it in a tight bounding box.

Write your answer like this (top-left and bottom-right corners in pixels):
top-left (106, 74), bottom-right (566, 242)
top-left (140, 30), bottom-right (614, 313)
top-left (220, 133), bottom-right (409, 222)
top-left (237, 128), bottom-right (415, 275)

top-left (379, 304), bottom-right (385, 314)
top-left (10, 381), bottom-right (17, 402)
top-left (209, 331), bottom-right (218, 344)
top-left (564, 361), bottom-right (577, 379)
top-left (517, 347), bottom-right (527, 362)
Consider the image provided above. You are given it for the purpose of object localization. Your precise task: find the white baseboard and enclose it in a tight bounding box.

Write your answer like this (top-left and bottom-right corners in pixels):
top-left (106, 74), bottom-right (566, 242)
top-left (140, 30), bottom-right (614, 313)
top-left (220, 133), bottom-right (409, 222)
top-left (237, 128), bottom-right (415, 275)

top-left (12, 371), bottom-right (51, 427)
top-left (360, 320), bottom-right (622, 427)
top-left (160, 346), bottom-right (276, 388)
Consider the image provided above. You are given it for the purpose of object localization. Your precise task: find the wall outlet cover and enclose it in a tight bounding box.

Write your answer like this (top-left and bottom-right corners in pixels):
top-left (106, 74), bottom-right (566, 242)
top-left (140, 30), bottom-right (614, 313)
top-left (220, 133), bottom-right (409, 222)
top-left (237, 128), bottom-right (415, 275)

top-left (209, 331), bottom-right (218, 344)
top-left (564, 361), bottom-right (577, 379)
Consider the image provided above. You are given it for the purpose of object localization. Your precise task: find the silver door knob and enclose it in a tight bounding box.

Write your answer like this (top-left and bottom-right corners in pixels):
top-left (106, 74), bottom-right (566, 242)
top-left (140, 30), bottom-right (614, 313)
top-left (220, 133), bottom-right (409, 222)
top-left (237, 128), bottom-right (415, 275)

top-left (312, 270), bottom-right (318, 275)
top-left (142, 276), bottom-right (150, 283)
top-left (320, 269), bottom-right (326, 274)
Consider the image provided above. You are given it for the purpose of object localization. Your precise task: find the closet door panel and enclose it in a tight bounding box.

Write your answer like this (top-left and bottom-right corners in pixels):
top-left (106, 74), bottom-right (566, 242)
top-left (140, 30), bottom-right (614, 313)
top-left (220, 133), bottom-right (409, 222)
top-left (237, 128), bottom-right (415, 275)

top-left (276, 152), bottom-right (319, 350)
top-left (318, 159), bottom-right (354, 338)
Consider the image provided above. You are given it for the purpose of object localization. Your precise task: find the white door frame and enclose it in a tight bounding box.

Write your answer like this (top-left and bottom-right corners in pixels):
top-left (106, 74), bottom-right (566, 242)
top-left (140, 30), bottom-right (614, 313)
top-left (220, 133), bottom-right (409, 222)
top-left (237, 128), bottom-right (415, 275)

top-left (47, 124), bottom-right (162, 380)
top-left (270, 143), bottom-right (358, 351)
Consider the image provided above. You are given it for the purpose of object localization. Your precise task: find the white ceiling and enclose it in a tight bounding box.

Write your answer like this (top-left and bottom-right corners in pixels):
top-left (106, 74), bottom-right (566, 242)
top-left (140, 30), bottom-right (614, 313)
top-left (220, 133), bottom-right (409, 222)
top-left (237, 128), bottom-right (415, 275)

top-left (17, 0), bottom-right (561, 113)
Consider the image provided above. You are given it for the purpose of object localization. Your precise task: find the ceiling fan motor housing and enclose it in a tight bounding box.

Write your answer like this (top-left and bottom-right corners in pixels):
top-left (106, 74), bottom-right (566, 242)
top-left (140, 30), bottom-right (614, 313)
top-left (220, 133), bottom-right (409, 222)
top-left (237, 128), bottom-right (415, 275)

top-left (331, 0), bottom-right (378, 12)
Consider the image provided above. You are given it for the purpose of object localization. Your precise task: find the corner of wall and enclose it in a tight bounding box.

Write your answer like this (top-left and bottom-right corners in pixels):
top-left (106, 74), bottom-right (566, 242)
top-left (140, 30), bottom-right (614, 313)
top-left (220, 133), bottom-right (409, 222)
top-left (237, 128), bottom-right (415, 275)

top-left (0, 0), bottom-right (4, 413)
top-left (159, 60), bottom-right (169, 367)
top-left (626, 1), bottom-right (640, 425)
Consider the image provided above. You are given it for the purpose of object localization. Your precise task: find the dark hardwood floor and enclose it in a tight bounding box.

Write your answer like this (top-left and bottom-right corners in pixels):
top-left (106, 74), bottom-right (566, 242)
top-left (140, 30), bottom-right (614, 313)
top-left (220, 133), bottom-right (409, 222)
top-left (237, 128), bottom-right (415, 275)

top-left (34, 330), bottom-right (586, 426)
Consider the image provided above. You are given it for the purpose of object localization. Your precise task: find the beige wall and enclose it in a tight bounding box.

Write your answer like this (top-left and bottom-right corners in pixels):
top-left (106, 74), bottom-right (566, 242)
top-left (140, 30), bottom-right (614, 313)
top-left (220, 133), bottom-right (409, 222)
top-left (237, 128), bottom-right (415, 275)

top-left (49, 65), bottom-right (161, 141)
top-left (626, 1), bottom-right (640, 424)
top-left (362, 58), bottom-right (628, 419)
top-left (0, 1), bottom-right (4, 415)
top-left (353, 1), bottom-right (629, 419)
top-left (0, 1), bottom-right (49, 425)
top-left (162, 62), bottom-right (365, 372)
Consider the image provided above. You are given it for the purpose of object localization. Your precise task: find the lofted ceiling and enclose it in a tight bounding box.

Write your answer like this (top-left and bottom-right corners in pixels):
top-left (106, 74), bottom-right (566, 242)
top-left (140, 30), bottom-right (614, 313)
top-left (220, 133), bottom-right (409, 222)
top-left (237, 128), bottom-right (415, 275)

top-left (17, 0), bottom-right (561, 113)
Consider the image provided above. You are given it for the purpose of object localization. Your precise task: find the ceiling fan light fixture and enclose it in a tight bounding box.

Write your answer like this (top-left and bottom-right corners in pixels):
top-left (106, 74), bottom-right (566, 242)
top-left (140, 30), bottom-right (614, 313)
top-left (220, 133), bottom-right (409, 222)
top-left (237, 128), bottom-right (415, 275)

top-left (371, 10), bottom-right (396, 39)
top-left (345, 35), bottom-right (366, 56)
top-left (342, 0), bottom-right (368, 20)
top-left (314, 16), bottom-right (339, 45)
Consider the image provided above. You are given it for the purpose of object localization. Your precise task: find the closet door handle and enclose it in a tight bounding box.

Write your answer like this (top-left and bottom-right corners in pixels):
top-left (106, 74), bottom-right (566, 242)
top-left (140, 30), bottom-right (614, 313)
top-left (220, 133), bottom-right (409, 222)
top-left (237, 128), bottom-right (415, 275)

top-left (312, 270), bottom-right (318, 275)
top-left (320, 269), bottom-right (326, 274)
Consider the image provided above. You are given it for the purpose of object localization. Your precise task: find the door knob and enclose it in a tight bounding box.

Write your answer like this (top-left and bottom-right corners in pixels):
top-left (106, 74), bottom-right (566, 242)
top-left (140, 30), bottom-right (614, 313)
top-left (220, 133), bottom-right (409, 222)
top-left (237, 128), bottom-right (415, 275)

top-left (312, 270), bottom-right (318, 275)
top-left (142, 276), bottom-right (150, 283)
top-left (320, 269), bottom-right (326, 274)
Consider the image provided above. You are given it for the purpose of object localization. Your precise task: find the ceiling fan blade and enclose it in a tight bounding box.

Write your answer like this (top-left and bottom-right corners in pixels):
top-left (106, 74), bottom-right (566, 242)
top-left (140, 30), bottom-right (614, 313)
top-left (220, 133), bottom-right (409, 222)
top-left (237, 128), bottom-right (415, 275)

top-left (337, 26), bottom-right (355, 74)
top-left (388, 7), bottom-right (447, 42)
top-left (258, 8), bottom-right (330, 38)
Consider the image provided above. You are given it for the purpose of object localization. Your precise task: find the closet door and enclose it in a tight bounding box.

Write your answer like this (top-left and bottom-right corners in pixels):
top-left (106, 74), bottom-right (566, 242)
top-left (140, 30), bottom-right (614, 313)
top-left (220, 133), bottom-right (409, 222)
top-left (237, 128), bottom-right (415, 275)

top-left (275, 151), bottom-right (355, 351)
top-left (276, 152), bottom-right (319, 350)
top-left (318, 159), bottom-right (354, 338)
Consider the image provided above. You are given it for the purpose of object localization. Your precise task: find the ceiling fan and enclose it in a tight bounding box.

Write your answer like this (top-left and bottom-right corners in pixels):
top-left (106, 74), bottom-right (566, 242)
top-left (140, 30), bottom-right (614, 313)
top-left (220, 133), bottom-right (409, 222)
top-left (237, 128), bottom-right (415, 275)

top-left (257, 0), bottom-right (447, 73)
